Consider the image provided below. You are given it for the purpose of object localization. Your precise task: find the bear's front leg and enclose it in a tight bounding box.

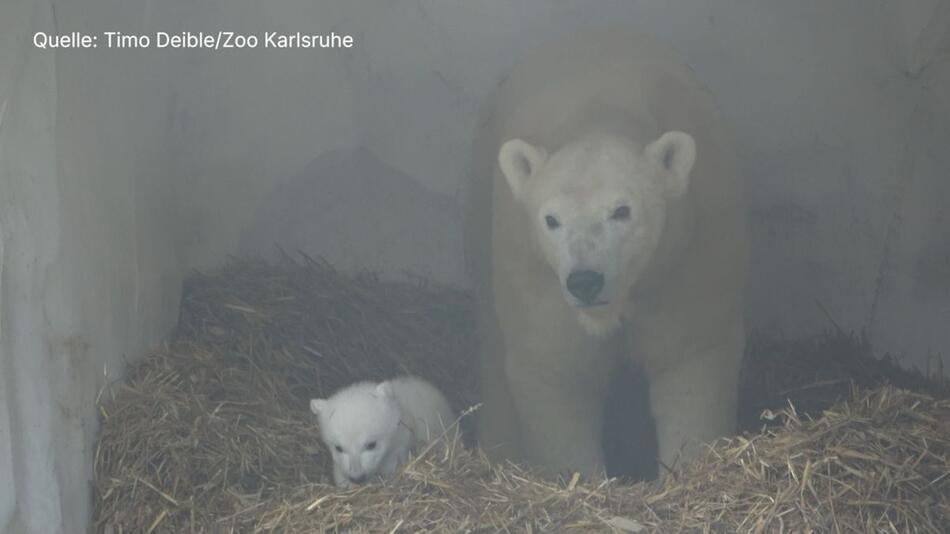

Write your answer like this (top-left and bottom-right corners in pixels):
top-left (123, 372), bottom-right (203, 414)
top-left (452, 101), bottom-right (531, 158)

top-left (503, 342), bottom-right (612, 479)
top-left (642, 324), bottom-right (744, 472)
top-left (476, 320), bottom-right (527, 465)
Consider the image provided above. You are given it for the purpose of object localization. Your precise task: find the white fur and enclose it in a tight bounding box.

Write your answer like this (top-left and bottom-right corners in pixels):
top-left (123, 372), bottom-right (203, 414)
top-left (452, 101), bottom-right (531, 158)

top-left (310, 376), bottom-right (456, 488)
top-left (500, 133), bottom-right (680, 315)
top-left (467, 27), bottom-right (747, 478)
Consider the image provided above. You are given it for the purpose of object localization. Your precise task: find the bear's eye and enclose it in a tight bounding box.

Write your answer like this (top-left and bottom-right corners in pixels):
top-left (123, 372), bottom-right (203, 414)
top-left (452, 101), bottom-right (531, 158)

top-left (544, 215), bottom-right (560, 230)
top-left (365, 441), bottom-right (377, 451)
top-left (334, 444), bottom-right (343, 453)
top-left (610, 206), bottom-right (631, 221)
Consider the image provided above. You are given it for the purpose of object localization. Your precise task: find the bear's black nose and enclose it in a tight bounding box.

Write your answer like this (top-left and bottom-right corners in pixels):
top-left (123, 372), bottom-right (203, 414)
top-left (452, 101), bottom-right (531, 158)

top-left (566, 270), bottom-right (605, 304)
top-left (349, 474), bottom-right (368, 484)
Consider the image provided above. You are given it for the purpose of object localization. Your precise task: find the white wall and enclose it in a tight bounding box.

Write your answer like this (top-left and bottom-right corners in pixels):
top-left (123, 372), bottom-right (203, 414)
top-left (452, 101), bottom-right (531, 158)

top-left (1, 1), bottom-right (948, 532)
top-left (0, 1), bottom-right (185, 532)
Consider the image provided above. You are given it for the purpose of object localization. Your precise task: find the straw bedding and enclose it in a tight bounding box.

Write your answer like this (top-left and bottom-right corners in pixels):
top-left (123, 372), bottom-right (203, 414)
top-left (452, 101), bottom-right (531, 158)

top-left (93, 255), bottom-right (949, 533)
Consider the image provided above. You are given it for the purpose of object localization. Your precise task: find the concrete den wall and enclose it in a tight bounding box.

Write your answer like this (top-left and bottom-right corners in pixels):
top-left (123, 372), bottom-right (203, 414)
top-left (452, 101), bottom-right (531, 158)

top-left (0, 1), bottom-right (185, 532)
top-left (1, 1), bottom-right (949, 533)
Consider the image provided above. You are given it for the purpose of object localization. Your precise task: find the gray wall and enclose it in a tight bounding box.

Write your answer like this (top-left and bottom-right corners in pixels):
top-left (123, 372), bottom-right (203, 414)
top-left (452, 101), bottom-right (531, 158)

top-left (0, 1), bottom-right (187, 531)
top-left (1, 1), bottom-right (948, 532)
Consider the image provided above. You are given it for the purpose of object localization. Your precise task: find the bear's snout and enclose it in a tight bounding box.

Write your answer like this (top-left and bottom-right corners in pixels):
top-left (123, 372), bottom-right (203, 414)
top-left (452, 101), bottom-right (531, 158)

top-left (566, 270), bottom-right (605, 305)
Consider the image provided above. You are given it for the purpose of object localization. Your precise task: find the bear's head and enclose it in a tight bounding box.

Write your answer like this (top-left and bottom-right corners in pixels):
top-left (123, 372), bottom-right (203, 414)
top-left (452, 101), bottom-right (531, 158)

top-left (310, 381), bottom-right (402, 485)
top-left (498, 131), bottom-right (696, 335)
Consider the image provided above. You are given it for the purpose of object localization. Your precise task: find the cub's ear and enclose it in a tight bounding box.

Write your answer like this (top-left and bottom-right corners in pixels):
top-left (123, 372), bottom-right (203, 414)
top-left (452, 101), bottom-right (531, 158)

top-left (309, 399), bottom-right (328, 415)
top-left (375, 381), bottom-right (395, 399)
top-left (645, 131), bottom-right (696, 198)
top-left (498, 139), bottom-right (548, 201)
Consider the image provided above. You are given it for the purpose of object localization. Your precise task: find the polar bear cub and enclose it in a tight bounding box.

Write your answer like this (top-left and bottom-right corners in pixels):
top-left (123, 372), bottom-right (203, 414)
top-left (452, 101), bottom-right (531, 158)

top-left (310, 376), bottom-right (456, 487)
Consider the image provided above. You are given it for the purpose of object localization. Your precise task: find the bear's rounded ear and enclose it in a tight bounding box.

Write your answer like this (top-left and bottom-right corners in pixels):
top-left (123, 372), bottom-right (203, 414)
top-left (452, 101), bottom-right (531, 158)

top-left (310, 399), bottom-right (327, 415)
top-left (645, 131), bottom-right (696, 198)
top-left (374, 381), bottom-right (395, 399)
top-left (498, 139), bottom-right (548, 200)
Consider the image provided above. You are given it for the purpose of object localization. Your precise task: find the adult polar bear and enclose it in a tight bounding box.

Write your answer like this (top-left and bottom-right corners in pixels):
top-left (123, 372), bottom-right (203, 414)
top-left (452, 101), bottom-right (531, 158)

top-left (465, 27), bottom-right (747, 477)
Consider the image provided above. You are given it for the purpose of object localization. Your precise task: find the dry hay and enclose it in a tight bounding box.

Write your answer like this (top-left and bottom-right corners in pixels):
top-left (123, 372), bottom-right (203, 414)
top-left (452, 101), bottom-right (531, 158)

top-left (94, 255), bottom-right (950, 533)
top-left (619, 387), bottom-right (950, 533)
top-left (738, 324), bottom-right (948, 433)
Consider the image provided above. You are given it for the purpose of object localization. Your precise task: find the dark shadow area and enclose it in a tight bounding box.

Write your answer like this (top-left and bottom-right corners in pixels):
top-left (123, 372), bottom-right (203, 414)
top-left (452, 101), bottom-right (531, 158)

top-left (602, 358), bottom-right (659, 481)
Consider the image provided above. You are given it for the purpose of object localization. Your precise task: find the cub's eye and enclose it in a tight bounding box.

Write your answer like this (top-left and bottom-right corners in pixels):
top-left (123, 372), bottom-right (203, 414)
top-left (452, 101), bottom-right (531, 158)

top-left (544, 215), bottom-right (560, 230)
top-left (365, 441), bottom-right (377, 451)
top-left (610, 206), bottom-right (631, 221)
top-left (334, 445), bottom-right (343, 453)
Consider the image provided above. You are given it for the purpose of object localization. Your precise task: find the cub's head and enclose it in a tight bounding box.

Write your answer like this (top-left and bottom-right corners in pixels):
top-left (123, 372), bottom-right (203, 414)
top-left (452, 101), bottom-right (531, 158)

top-left (310, 381), bottom-right (401, 485)
top-left (498, 131), bottom-right (696, 334)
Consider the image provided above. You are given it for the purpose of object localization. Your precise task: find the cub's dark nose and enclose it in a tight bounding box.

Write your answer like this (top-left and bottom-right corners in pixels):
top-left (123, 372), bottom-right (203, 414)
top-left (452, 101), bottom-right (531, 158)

top-left (349, 474), bottom-right (368, 484)
top-left (566, 270), bottom-right (605, 304)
